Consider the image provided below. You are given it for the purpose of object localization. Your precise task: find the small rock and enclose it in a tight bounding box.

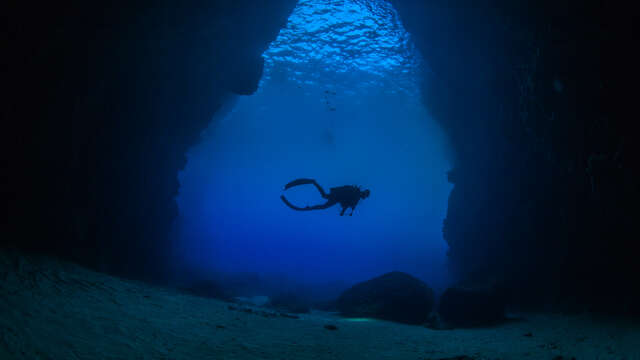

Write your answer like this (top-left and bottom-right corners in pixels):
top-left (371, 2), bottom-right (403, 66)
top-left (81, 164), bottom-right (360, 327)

top-left (233, 295), bottom-right (270, 307)
top-left (279, 313), bottom-right (299, 319)
top-left (216, 325), bottom-right (225, 329)
top-left (255, 310), bottom-right (267, 317)
top-left (324, 324), bottom-right (338, 330)
top-left (523, 332), bottom-right (533, 337)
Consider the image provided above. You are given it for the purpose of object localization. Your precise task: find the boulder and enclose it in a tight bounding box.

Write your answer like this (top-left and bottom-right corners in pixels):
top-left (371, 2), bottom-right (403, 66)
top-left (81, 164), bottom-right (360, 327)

top-left (438, 283), bottom-right (506, 327)
top-left (233, 296), bottom-right (270, 307)
top-left (336, 272), bottom-right (435, 324)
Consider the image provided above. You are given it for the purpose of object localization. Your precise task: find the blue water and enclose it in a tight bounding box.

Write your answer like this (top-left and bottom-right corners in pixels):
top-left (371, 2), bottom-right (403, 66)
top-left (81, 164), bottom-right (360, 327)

top-left (176, 0), bottom-right (453, 296)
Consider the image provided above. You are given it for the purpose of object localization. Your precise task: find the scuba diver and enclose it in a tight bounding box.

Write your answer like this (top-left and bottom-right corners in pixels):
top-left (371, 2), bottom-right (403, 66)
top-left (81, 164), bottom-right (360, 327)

top-left (280, 178), bottom-right (370, 216)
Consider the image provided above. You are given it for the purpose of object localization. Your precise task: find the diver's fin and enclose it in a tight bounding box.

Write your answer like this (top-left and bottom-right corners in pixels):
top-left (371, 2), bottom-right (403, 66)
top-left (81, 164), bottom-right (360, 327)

top-left (283, 178), bottom-right (316, 190)
top-left (280, 195), bottom-right (335, 211)
top-left (280, 195), bottom-right (309, 211)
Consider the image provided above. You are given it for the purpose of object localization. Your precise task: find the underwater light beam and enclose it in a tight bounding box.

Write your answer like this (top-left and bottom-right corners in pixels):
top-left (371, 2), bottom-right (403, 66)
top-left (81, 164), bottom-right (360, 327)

top-left (176, 0), bottom-right (453, 295)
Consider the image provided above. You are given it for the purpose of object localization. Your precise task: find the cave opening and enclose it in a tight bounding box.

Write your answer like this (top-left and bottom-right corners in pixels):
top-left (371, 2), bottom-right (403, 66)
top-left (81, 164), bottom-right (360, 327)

top-left (175, 0), bottom-right (454, 299)
top-left (4, 0), bottom-right (640, 357)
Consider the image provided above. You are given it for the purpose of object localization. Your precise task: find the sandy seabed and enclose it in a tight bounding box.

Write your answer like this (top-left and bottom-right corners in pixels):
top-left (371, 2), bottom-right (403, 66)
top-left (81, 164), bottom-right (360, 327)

top-left (1, 252), bottom-right (638, 360)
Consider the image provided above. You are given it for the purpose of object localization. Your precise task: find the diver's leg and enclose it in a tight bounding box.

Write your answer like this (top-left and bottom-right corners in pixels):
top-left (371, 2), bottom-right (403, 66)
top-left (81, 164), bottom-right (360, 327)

top-left (284, 178), bottom-right (316, 190)
top-left (283, 178), bottom-right (329, 198)
top-left (310, 180), bottom-right (329, 198)
top-left (281, 195), bottom-right (307, 210)
top-left (349, 206), bottom-right (355, 216)
top-left (281, 195), bottom-right (337, 211)
top-left (308, 199), bottom-right (337, 210)
top-left (340, 207), bottom-right (346, 216)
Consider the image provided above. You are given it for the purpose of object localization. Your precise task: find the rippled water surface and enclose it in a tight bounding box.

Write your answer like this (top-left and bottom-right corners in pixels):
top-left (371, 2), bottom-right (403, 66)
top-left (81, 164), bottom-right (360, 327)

top-left (262, 0), bottom-right (422, 95)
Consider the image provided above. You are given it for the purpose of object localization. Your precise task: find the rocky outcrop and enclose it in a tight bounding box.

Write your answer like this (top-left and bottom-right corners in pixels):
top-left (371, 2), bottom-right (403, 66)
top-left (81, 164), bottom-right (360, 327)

top-left (3, 0), bottom-right (638, 313)
top-left (390, 0), bottom-right (640, 311)
top-left (3, 1), bottom-right (297, 280)
top-left (336, 272), bottom-right (435, 324)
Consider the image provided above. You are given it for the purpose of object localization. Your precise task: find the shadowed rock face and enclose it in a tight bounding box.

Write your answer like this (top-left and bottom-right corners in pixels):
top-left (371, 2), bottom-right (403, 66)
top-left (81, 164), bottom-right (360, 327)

top-left (390, 0), bottom-right (639, 312)
top-left (3, 0), bottom-right (297, 279)
top-left (3, 0), bottom-right (638, 313)
top-left (336, 272), bottom-right (435, 324)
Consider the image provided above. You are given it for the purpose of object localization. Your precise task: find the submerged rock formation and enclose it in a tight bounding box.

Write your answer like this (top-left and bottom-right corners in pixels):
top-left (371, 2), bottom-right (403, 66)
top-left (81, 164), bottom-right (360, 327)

top-left (390, 0), bottom-right (639, 312)
top-left (336, 272), bottom-right (435, 324)
top-left (3, 0), bottom-right (638, 314)
top-left (3, 0), bottom-right (297, 279)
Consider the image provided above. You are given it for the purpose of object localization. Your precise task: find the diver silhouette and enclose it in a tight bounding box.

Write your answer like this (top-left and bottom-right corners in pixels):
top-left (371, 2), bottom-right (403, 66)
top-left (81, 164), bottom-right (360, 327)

top-left (280, 178), bottom-right (370, 216)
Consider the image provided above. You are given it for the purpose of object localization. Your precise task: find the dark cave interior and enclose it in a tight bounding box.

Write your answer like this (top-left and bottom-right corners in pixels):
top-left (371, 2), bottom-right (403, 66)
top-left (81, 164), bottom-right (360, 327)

top-left (3, 0), bottom-right (639, 315)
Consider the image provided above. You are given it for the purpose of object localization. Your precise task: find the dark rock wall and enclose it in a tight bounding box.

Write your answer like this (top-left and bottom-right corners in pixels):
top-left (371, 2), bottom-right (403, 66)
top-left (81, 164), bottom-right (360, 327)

top-left (3, 0), bottom-right (637, 311)
top-left (3, 1), bottom-right (297, 279)
top-left (390, 0), bottom-right (639, 311)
